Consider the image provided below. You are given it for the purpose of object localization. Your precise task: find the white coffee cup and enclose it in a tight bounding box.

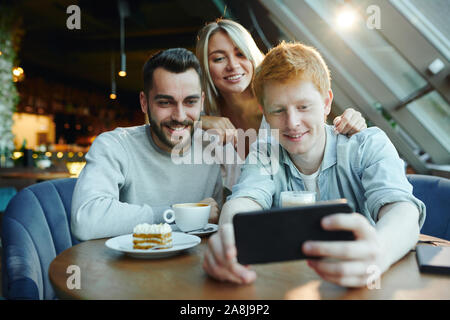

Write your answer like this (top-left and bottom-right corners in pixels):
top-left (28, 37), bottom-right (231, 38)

top-left (281, 191), bottom-right (316, 207)
top-left (163, 203), bottom-right (211, 232)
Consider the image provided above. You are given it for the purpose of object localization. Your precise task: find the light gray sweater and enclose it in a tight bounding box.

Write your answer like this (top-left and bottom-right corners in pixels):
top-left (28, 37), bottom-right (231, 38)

top-left (71, 125), bottom-right (223, 240)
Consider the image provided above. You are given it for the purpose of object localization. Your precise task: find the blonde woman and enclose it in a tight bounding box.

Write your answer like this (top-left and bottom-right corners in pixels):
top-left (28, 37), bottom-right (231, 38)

top-left (196, 19), bottom-right (366, 189)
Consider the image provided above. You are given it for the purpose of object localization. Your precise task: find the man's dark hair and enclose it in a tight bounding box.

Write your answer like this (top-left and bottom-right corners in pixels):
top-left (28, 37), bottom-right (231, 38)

top-left (142, 48), bottom-right (202, 96)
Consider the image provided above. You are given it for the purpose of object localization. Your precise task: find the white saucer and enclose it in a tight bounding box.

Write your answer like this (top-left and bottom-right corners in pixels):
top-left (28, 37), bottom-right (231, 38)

top-left (171, 223), bottom-right (218, 236)
top-left (105, 232), bottom-right (201, 259)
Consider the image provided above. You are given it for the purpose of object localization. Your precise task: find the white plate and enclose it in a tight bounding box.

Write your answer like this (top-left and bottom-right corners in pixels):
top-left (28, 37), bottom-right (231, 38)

top-left (105, 232), bottom-right (201, 259)
top-left (170, 223), bottom-right (218, 236)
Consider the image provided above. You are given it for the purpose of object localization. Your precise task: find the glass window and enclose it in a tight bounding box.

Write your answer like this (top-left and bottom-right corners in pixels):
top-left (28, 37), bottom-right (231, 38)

top-left (391, 0), bottom-right (450, 61)
top-left (300, 0), bottom-right (428, 101)
top-left (406, 91), bottom-right (450, 152)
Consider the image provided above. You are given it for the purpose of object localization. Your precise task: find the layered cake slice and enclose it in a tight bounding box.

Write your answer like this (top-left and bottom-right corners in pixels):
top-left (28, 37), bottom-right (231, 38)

top-left (133, 223), bottom-right (173, 249)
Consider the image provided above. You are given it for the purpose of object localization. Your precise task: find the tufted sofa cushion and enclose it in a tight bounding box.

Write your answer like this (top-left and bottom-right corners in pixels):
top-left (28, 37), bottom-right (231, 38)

top-left (1, 178), bottom-right (79, 299)
top-left (407, 174), bottom-right (450, 241)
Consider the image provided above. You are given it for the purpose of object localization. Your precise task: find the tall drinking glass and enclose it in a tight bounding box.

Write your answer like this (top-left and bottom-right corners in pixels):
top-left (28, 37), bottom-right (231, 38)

top-left (280, 191), bottom-right (316, 207)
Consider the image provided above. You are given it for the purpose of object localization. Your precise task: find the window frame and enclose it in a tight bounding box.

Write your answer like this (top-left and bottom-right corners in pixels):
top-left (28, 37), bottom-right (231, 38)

top-left (259, 0), bottom-right (449, 170)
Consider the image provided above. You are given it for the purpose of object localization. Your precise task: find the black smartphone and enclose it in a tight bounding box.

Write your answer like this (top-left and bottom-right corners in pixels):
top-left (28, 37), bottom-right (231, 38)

top-left (416, 245), bottom-right (450, 275)
top-left (233, 200), bottom-right (355, 265)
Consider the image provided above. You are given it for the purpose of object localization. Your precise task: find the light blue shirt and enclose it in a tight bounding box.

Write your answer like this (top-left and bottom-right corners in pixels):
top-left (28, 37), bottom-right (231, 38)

top-left (229, 125), bottom-right (426, 227)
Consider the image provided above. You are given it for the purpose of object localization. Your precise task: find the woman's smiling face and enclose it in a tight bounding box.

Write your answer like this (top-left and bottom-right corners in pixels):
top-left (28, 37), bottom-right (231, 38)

top-left (207, 30), bottom-right (253, 96)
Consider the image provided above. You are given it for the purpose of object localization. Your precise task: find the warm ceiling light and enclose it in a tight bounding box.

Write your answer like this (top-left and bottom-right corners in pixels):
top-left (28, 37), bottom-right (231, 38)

top-left (12, 67), bottom-right (24, 76)
top-left (118, 1), bottom-right (129, 80)
top-left (12, 67), bottom-right (25, 82)
top-left (336, 7), bottom-right (357, 29)
top-left (110, 93), bottom-right (117, 99)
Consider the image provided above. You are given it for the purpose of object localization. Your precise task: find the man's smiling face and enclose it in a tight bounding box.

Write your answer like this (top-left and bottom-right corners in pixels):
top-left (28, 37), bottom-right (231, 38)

top-left (263, 78), bottom-right (332, 157)
top-left (141, 67), bottom-right (204, 153)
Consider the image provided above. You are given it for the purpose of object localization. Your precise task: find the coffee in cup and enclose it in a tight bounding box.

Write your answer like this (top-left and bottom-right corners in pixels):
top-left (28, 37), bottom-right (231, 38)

top-left (163, 203), bottom-right (211, 232)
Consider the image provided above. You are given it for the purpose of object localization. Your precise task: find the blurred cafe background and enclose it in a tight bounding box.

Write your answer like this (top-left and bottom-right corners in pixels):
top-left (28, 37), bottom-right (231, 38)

top-left (0, 0), bottom-right (449, 204)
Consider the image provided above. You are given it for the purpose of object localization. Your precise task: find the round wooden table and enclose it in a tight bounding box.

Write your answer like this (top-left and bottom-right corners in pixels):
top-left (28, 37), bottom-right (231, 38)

top-left (49, 234), bottom-right (450, 300)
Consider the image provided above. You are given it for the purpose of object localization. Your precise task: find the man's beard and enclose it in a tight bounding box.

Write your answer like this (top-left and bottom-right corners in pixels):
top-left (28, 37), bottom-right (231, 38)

top-left (147, 105), bottom-right (195, 151)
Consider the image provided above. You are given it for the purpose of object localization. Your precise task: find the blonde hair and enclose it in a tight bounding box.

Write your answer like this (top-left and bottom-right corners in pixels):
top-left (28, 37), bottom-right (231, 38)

top-left (253, 41), bottom-right (331, 107)
top-left (196, 19), bottom-right (264, 115)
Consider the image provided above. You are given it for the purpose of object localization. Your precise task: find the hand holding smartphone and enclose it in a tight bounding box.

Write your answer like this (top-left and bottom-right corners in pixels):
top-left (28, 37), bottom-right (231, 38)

top-left (233, 200), bottom-right (355, 264)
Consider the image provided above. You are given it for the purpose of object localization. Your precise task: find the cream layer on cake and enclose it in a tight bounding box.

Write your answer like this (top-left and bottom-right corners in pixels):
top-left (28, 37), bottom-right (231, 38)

top-left (133, 223), bottom-right (172, 249)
